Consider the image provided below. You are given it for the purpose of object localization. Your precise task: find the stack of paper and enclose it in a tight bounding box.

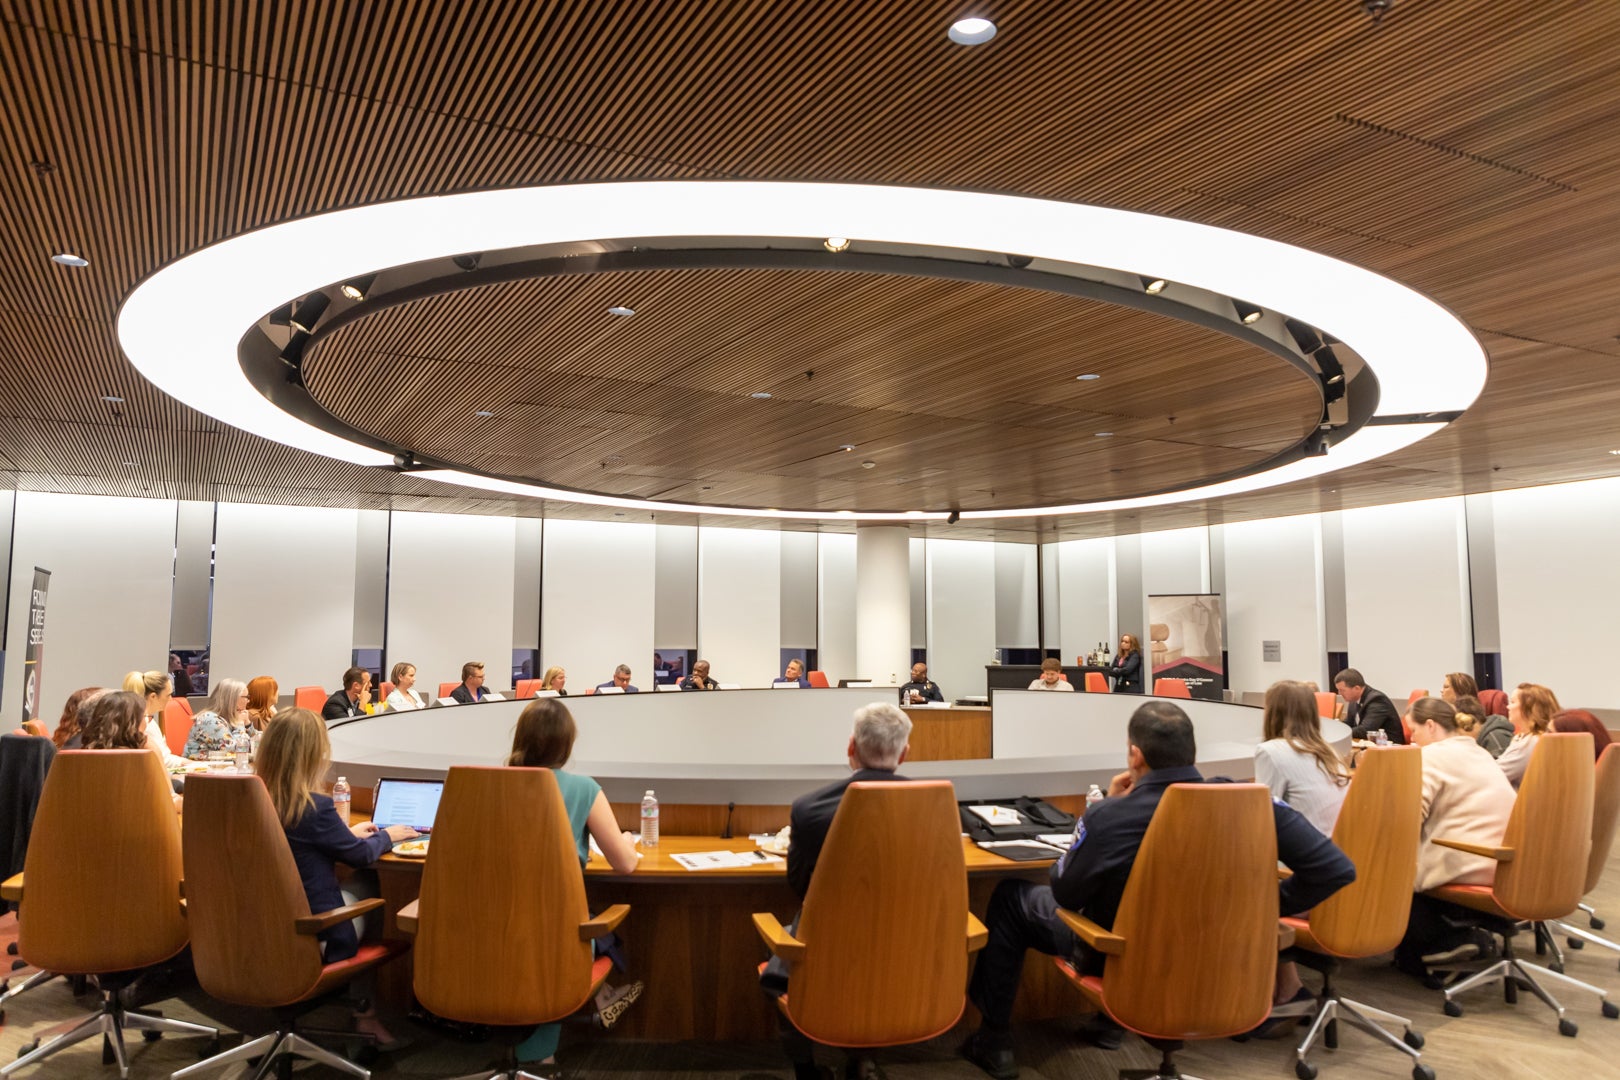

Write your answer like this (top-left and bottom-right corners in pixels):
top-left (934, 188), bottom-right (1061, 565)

top-left (670, 850), bottom-right (784, 871)
top-left (967, 805), bottom-right (1023, 826)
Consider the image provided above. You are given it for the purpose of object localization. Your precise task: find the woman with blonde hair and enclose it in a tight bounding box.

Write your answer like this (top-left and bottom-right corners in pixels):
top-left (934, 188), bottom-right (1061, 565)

top-left (1255, 680), bottom-right (1350, 837)
top-left (182, 678), bottom-right (248, 759)
top-left (244, 676), bottom-right (279, 730)
top-left (1497, 682), bottom-right (1560, 787)
top-left (256, 708), bottom-right (415, 1049)
top-left (539, 665), bottom-right (568, 696)
top-left (125, 668), bottom-right (185, 768)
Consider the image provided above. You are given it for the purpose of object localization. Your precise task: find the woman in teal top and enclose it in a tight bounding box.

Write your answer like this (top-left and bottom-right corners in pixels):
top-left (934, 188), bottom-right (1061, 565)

top-left (506, 698), bottom-right (641, 1067)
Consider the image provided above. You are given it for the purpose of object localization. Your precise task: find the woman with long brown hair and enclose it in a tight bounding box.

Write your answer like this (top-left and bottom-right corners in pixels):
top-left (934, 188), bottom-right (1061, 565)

top-left (1255, 680), bottom-right (1350, 837)
top-left (1497, 682), bottom-right (1560, 788)
top-left (1109, 633), bottom-right (1144, 694)
top-left (50, 686), bottom-right (104, 748)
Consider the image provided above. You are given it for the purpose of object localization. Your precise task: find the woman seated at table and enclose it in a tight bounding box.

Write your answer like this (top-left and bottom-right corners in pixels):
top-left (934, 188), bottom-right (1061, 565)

top-left (1108, 633), bottom-right (1144, 693)
top-left (124, 669), bottom-right (187, 769)
top-left (1254, 680), bottom-right (1349, 837)
top-left (1451, 694), bottom-right (1513, 758)
top-left (385, 662), bottom-right (422, 710)
top-left (79, 690), bottom-right (184, 812)
top-left (183, 678), bottom-right (248, 759)
top-left (1497, 682), bottom-right (1559, 787)
top-left (539, 665), bottom-right (568, 696)
top-left (244, 676), bottom-right (278, 731)
top-left (506, 698), bottom-right (641, 1062)
top-left (1552, 709), bottom-right (1613, 761)
top-left (1439, 672), bottom-right (1477, 703)
top-left (257, 708), bottom-right (416, 1049)
top-left (50, 686), bottom-right (103, 749)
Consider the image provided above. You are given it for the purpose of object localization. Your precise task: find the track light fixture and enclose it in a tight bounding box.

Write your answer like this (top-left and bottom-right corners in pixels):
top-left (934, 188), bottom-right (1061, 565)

top-left (1005, 254), bottom-right (1033, 269)
top-left (1316, 345), bottom-right (1347, 403)
top-left (1139, 275), bottom-right (1168, 294)
top-left (1283, 317), bottom-right (1325, 356)
top-left (1232, 299), bottom-right (1264, 325)
top-left (947, 510), bottom-right (961, 525)
top-left (339, 274), bottom-right (375, 301)
top-left (288, 293), bottom-right (329, 334)
top-left (267, 303), bottom-right (293, 326)
top-left (452, 252), bottom-right (482, 272)
top-left (280, 331), bottom-right (310, 376)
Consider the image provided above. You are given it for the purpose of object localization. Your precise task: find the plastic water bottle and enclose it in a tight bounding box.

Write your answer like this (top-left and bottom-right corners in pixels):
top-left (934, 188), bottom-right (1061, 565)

top-left (332, 776), bottom-right (352, 825)
top-left (640, 790), bottom-right (659, 848)
top-left (1086, 783), bottom-right (1105, 810)
top-left (232, 726), bottom-right (252, 772)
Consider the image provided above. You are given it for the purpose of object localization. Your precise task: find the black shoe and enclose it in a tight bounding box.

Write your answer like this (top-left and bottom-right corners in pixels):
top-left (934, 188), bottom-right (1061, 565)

top-left (1078, 1011), bottom-right (1124, 1050)
top-left (960, 1032), bottom-right (1019, 1080)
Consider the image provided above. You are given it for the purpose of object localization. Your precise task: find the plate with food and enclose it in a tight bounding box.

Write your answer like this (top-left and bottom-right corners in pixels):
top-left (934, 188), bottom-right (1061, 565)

top-left (392, 838), bottom-right (430, 858)
top-left (756, 825), bottom-right (792, 856)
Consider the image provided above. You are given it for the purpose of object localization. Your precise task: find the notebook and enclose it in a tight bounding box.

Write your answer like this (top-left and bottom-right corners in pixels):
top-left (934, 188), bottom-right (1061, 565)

top-left (371, 777), bottom-right (445, 832)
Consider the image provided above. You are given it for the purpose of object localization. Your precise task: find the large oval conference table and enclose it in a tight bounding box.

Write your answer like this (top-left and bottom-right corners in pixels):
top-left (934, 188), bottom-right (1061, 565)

top-left (328, 688), bottom-right (1345, 1042)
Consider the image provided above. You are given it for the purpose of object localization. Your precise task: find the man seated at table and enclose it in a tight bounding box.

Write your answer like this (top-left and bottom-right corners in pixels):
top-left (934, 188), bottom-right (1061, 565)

top-left (959, 701), bottom-right (1356, 1080)
top-left (774, 659), bottom-right (811, 688)
top-left (761, 702), bottom-right (912, 1078)
top-left (449, 660), bottom-right (488, 704)
top-left (899, 661), bottom-right (945, 705)
top-left (1026, 657), bottom-right (1075, 691)
top-left (1334, 667), bottom-right (1405, 744)
top-left (681, 660), bottom-right (718, 690)
top-left (595, 664), bottom-right (640, 693)
top-left (322, 667), bottom-right (370, 722)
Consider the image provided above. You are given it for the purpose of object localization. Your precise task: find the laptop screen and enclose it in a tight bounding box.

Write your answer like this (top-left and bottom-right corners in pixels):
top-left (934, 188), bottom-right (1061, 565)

top-left (370, 777), bottom-right (445, 831)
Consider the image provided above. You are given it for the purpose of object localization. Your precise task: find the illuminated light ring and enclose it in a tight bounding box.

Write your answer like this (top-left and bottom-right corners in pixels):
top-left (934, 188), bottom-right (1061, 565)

top-left (117, 181), bottom-right (1485, 522)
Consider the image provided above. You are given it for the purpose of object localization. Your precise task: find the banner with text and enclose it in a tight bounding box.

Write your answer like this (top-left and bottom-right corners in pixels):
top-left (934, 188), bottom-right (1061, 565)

top-left (22, 567), bottom-right (51, 724)
top-left (1147, 593), bottom-right (1224, 700)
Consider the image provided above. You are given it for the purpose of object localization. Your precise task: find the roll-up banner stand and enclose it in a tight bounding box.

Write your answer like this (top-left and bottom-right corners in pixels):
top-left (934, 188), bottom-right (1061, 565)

top-left (1147, 593), bottom-right (1224, 700)
top-left (22, 567), bottom-right (50, 723)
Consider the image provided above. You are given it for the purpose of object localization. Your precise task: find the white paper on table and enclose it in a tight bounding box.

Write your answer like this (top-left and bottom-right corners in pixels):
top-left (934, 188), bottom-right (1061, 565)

top-left (1036, 833), bottom-right (1076, 849)
top-left (967, 805), bottom-right (1022, 826)
top-left (670, 850), bottom-right (783, 871)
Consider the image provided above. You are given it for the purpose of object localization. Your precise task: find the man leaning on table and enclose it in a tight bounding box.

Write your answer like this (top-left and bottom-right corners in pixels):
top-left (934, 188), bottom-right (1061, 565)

top-left (322, 666), bottom-right (369, 722)
top-left (449, 661), bottom-right (488, 704)
top-left (760, 702), bottom-right (913, 1079)
top-left (1335, 667), bottom-right (1405, 745)
top-left (899, 661), bottom-right (945, 705)
top-left (958, 700), bottom-right (1356, 1080)
top-left (1027, 657), bottom-right (1075, 691)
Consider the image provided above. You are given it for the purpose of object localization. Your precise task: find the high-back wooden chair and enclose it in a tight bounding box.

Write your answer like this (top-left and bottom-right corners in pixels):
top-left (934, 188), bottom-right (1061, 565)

top-left (1085, 672), bottom-right (1110, 693)
top-left (173, 773), bottom-right (406, 1080)
top-left (1424, 733), bottom-right (1613, 1034)
top-left (293, 686), bottom-right (327, 712)
top-left (163, 699), bottom-right (194, 757)
top-left (0, 750), bottom-right (216, 1078)
top-left (753, 781), bottom-right (984, 1052)
top-left (1266, 746), bottom-right (1430, 1078)
top-left (397, 766), bottom-right (627, 1071)
top-left (1052, 784), bottom-right (1278, 1078)
top-left (1152, 678), bottom-right (1190, 698)
top-left (1551, 742), bottom-right (1620, 965)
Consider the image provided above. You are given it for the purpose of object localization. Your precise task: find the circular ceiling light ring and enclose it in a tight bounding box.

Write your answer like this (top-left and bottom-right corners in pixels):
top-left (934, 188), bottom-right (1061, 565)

top-left (118, 181), bottom-right (1485, 521)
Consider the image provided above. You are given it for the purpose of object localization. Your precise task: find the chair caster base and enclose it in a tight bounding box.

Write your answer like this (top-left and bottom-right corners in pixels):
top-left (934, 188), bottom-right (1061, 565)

top-left (197, 1037), bottom-right (221, 1059)
top-left (1559, 1018), bottom-right (1577, 1037)
top-left (1294, 1061), bottom-right (1317, 1080)
top-left (1402, 1028), bottom-right (1424, 1050)
top-left (1412, 1066), bottom-right (1435, 1080)
top-left (1442, 1001), bottom-right (1462, 1017)
top-left (15, 1041), bottom-right (37, 1060)
top-left (1568, 938), bottom-right (1585, 950)
top-left (1592, 916), bottom-right (1607, 931)
top-left (1602, 1001), bottom-right (1619, 1020)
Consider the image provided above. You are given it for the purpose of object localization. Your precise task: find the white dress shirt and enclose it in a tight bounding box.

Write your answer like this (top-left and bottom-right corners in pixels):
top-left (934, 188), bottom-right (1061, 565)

top-left (1026, 679), bottom-right (1076, 692)
top-left (385, 688), bottom-right (422, 711)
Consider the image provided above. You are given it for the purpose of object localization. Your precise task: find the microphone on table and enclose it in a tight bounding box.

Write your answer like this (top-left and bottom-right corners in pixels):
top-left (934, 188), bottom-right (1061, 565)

top-left (720, 801), bottom-right (735, 840)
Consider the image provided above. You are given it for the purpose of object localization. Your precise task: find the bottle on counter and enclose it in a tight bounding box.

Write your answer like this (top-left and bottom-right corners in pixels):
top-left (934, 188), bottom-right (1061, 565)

top-left (640, 789), bottom-right (660, 848)
top-left (332, 776), bottom-right (352, 825)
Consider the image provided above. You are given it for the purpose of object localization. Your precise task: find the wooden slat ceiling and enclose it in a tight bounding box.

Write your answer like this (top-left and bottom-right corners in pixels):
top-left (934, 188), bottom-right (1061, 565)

top-left (0, 0), bottom-right (1614, 540)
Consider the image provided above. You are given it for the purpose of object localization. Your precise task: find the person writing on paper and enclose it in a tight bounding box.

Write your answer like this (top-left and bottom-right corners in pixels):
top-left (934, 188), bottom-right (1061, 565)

top-left (385, 662), bottom-right (421, 710)
top-left (774, 659), bottom-right (811, 688)
top-left (899, 661), bottom-right (944, 705)
top-left (505, 698), bottom-right (642, 1059)
top-left (449, 661), bottom-right (488, 704)
top-left (595, 665), bottom-right (640, 693)
top-left (322, 667), bottom-right (370, 722)
top-left (959, 701), bottom-right (1355, 1079)
top-left (539, 666), bottom-right (568, 696)
top-left (681, 660), bottom-right (718, 690)
top-left (258, 708), bottom-right (414, 1050)
top-left (761, 702), bottom-right (913, 1079)
top-left (1026, 657), bottom-right (1075, 692)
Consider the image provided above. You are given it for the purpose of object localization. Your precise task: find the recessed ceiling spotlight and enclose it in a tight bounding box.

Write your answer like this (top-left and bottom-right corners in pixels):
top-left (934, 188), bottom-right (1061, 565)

top-left (861, 460), bottom-right (877, 469)
top-left (751, 392), bottom-right (773, 399)
top-left (339, 274), bottom-right (375, 301)
top-left (1610, 450), bottom-right (1620, 456)
top-left (101, 394), bottom-right (124, 403)
top-left (838, 443), bottom-right (856, 452)
top-left (608, 305), bottom-right (636, 317)
top-left (474, 410), bottom-right (494, 417)
top-left (1094, 431), bottom-right (1114, 438)
top-left (1232, 299), bottom-right (1264, 324)
top-left (1075, 373), bottom-right (1101, 381)
top-left (1139, 275), bottom-right (1167, 294)
top-left (120, 460), bottom-right (136, 467)
top-left (823, 236), bottom-right (850, 253)
top-left (51, 252), bottom-right (89, 267)
top-left (947, 17), bottom-right (997, 45)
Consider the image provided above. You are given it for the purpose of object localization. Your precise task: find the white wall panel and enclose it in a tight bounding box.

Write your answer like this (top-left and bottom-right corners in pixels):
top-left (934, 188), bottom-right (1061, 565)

top-left (699, 528), bottom-right (781, 686)
top-left (994, 542), bottom-right (1038, 648)
top-left (353, 509), bottom-right (389, 649)
top-left (1219, 515), bottom-right (1327, 694)
top-left (817, 533), bottom-right (857, 683)
top-left (211, 503), bottom-right (359, 694)
top-left (927, 539), bottom-right (996, 698)
top-left (169, 500), bottom-right (214, 650)
top-left (653, 524), bottom-right (698, 648)
top-left (1055, 537), bottom-right (1114, 663)
top-left (780, 531), bottom-right (819, 647)
top-left (542, 519), bottom-right (655, 690)
top-left (909, 538), bottom-right (927, 649)
top-left (1142, 526), bottom-right (1210, 597)
top-left (387, 511), bottom-right (516, 692)
top-left (1342, 498), bottom-right (1471, 701)
top-left (5, 493), bottom-right (177, 718)
top-left (1493, 477), bottom-right (1620, 708)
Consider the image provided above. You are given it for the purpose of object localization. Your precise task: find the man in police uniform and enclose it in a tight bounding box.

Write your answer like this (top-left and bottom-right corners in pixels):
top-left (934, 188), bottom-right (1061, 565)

top-left (898, 661), bottom-right (945, 705)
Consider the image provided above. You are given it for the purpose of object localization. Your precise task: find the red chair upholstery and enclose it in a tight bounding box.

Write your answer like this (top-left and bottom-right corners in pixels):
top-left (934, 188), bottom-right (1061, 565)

top-left (1408, 689), bottom-right (1429, 704)
top-left (293, 686), bottom-right (326, 712)
top-left (438, 682), bottom-right (459, 700)
top-left (173, 696), bottom-right (194, 719)
top-left (164, 700), bottom-right (195, 757)
top-left (807, 670), bottom-right (831, 689)
top-left (1315, 691), bottom-right (1338, 719)
top-left (1084, 672), bottom-right (1109, 693)
top-left (515, 679), bottom-right (541, 699)
top-left (1479, 689), bottom-right (1508, 717)
top-left (1153, 678), bottom-right (1190, 698)
top-left (380, 680), bottom-right (395, 700)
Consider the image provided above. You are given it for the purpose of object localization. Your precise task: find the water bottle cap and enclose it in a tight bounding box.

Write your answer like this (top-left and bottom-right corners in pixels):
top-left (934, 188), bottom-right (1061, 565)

top-left (336, 776), bottom-right (347, 783)
top-left (644, 789), bottom-right (655, 797)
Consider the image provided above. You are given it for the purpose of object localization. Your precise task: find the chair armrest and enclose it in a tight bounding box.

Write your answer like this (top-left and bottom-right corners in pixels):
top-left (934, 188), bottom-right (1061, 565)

top-left (295, 897), bottom-right (385, 935)
top-left (1055, 908), bottom-right (1125, 956)
top-left (1, 874), bottom-right (22, 903)
top-left (1432, 837), bottom-right (1515, 862)
top-left (396, 899), bottom-right (419, 935)
top-left (752, 912), bottom-right (806, 961)
top-left (967, 912), bottom-right (988, 953)
top-left (1277, 921), bottom-right (1296, 950)
top-left (579, 903), bottom-right (631, 941)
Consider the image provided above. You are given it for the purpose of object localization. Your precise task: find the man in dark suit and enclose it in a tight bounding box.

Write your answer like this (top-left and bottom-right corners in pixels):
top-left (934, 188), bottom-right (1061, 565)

top-left (322, 667), bottom-right (369, 722)
top-left (761, 702), bottom-right (913, 1079)
top-left (959, 701), bottom-right (1356, 1080)
top-left (1335, 667), bottom-right (1405, 744)
top-left (449, 661), bottom-right (488, 704)
top-left (898, 661), bottom-right (945, 706)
